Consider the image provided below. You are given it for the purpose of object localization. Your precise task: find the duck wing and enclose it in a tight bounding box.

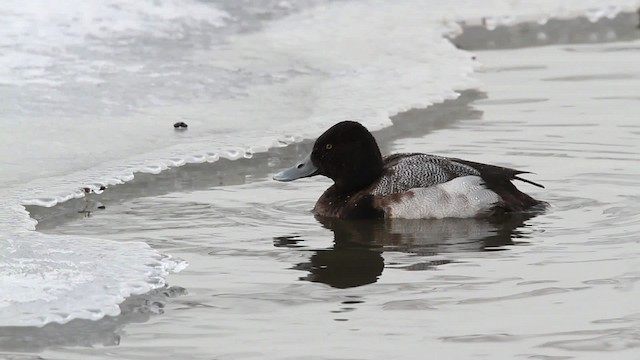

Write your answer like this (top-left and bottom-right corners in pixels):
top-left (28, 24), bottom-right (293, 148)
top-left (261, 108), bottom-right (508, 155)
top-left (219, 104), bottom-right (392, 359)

top-left (370, 153), bottom-right (543, 201)
top-left (370, 153), bottom-right (480, 196)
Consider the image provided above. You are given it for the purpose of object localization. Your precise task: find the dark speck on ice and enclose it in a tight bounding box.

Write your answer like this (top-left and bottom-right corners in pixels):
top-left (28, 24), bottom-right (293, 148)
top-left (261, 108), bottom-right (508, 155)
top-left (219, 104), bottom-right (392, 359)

top-left (174, 121), bottom-right (189, 129)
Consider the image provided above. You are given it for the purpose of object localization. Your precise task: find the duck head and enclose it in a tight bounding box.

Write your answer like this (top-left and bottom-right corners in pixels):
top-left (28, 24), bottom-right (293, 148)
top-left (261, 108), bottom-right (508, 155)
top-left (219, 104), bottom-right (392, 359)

top-left (274, 121), bottom-right (384, 192)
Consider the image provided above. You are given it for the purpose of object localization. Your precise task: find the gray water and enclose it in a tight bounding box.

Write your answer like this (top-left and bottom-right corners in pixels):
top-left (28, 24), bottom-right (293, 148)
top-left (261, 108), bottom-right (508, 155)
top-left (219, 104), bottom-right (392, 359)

top-left (5, 13), bottom-right (640, 360)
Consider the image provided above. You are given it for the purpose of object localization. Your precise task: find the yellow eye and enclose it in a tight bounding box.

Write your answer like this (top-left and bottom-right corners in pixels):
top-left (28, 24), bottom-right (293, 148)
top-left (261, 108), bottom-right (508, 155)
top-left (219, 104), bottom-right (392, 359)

top-left (325, 144), bottom-right (333, 150)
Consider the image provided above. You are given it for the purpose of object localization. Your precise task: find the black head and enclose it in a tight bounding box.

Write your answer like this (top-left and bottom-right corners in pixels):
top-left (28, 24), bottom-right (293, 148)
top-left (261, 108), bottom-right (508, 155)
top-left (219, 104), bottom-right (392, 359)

top-left (310, 121), bottom-right (384, 192)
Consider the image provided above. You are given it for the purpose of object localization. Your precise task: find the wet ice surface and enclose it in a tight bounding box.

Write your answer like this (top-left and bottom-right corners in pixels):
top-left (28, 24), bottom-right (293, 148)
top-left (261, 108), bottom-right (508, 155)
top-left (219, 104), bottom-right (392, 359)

top-left (13, 31), bottom-right (640, 358)
top-left (0, 232), bottom-right (185, 327)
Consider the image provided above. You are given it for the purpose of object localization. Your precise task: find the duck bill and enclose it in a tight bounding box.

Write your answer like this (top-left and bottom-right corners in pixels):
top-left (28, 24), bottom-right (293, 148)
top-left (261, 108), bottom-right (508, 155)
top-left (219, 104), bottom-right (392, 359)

top-left (273, 154), bottom-right (319, 181)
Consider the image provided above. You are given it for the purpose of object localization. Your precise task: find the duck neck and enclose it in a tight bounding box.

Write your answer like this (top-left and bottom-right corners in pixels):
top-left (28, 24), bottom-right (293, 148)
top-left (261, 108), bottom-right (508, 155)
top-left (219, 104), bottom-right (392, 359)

top-left (334, 152), bottom-right (384, 194)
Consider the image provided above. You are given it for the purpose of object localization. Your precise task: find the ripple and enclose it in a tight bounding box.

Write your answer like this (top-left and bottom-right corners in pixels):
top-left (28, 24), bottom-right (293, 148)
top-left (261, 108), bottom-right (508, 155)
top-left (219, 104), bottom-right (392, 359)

top-left (382, 299), bottom-right (436, 310)
top-left (441, 333), bottom-right (521, 343)
top-left (544, 73), bottom-right (635, 81)
top-left (541, 328), bottom-right (640, 351)
top-left (520, 355), bottom-right (572, 359)
top-left (459, 287), bottom-right (588, 304)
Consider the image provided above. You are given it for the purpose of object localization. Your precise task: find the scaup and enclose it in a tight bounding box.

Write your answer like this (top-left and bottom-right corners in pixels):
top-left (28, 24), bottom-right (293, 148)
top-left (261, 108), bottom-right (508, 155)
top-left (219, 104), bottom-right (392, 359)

top-left (274, 121), bottom-right (544, 219)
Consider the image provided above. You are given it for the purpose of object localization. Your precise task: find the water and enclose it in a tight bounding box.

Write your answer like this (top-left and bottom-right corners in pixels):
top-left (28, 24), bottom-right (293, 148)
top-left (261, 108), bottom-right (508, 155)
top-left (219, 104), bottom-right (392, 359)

top-left (3, 1), bottom-right (640, 359)
top-left (3, 0), bottom-right (639, 328)
top-left (8, 17), bottom-right (640, 358)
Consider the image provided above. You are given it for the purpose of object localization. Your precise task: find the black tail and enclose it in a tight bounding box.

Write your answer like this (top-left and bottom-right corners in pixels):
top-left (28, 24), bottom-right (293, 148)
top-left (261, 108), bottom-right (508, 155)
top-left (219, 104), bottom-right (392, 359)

top-left (451, 158), bottom-right (545, 212)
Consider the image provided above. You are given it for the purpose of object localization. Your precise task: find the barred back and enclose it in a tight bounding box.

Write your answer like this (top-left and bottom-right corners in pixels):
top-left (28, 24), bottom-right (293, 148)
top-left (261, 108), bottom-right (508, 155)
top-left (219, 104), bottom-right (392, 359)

top-left (369, 153), bottom-right (480, 196)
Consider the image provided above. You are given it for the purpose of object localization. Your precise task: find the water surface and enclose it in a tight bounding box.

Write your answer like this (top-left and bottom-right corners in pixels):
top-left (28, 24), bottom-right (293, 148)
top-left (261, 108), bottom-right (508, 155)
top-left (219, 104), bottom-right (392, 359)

top-left (6, 13), bottom-right (640, 360)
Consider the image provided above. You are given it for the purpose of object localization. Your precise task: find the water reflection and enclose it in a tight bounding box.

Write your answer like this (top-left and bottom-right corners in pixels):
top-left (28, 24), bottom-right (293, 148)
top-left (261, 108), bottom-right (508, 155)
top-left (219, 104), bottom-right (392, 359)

top-left (288, 211), bottom-right (542, 289)
top-left (294, 238), bottom-right (385, 289)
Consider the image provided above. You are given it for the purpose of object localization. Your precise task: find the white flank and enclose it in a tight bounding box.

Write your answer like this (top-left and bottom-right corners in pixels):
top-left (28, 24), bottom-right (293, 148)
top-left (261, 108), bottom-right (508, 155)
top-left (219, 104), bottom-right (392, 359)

top-left (386, 176), bottom-right (500, 219)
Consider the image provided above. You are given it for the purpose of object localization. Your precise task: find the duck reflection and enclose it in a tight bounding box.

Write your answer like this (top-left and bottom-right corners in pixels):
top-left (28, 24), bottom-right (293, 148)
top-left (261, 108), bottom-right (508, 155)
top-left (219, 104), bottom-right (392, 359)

top-left (286, 211), bottom-right (541, 289)
top-left (294, 235), bottom-right (385, 289)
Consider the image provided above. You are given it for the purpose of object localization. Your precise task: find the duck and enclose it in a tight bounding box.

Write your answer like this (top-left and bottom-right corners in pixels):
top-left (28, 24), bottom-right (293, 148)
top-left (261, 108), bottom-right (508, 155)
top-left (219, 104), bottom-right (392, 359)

top-left (273, 121), bottom-right (544, 219)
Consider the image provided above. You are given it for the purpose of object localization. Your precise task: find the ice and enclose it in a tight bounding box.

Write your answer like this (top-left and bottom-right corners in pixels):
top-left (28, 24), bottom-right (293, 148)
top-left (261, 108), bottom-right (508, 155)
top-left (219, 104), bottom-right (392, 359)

top-left (1, 0), bottom-right (639, 327)
top-left (0, 232), bottom-right (185, 327)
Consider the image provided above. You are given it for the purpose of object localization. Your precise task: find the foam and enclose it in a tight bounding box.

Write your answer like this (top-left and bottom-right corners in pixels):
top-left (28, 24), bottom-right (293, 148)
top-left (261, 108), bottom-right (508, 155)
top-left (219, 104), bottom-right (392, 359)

top-left (1, 0), bottom-right (638, 327)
